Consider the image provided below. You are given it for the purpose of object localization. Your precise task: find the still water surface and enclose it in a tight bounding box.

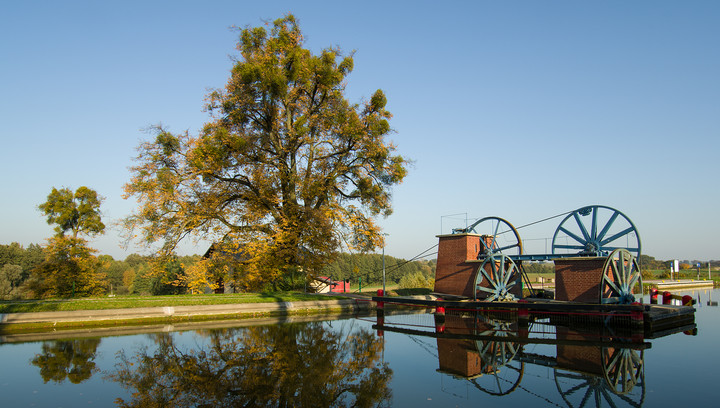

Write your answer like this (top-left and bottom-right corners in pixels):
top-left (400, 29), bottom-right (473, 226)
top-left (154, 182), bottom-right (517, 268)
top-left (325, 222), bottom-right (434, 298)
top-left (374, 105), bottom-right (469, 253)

top-left (1, 288), bottom-right (717, 407)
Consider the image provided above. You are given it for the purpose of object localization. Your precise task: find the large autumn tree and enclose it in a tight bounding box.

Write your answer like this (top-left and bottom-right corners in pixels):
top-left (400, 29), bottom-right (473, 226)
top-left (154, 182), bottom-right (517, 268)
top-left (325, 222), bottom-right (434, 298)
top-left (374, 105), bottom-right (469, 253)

top-left (124, 15), bottom-right (407, 288)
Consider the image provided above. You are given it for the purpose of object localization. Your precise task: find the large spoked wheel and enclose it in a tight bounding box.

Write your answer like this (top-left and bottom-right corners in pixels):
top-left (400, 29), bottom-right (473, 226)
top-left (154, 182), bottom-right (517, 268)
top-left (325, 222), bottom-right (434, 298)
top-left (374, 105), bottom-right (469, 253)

top-left (552, 206), bottom-right (641, 257)
top-left (475, 254), bottom-right (521, 301)
top-left (602, 347), bottom-right (644, 396)
top-left (465, 216), bottom-right (523, 257)
top-left (601, 249), bottom-right (643, 304)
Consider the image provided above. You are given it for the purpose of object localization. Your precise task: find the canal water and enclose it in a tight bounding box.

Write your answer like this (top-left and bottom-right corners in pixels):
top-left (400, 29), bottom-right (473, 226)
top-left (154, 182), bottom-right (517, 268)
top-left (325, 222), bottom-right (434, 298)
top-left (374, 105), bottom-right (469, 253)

top-left (1, 287), bottom-right (716, 407)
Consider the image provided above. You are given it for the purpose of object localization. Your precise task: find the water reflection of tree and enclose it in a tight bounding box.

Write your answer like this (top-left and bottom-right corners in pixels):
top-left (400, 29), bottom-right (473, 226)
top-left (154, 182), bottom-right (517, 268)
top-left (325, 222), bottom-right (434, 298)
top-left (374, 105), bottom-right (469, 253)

top-left (31, 338), bottom-right (101, 384)
top-left (108, 322), bottom-right (392, 407)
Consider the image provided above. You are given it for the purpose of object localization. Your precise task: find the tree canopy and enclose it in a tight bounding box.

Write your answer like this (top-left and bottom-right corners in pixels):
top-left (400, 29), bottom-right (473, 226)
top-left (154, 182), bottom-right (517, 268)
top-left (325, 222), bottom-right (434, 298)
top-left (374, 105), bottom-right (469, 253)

top-left (124, 15), bottom-right (408, 287)
top-left (38, 186), bottom-right (105, 239)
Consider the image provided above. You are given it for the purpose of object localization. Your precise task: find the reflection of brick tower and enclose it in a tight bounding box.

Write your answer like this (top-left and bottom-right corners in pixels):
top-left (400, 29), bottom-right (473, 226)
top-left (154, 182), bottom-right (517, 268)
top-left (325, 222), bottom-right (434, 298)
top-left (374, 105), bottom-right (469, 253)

top-left (555, 326), bottom-right (604, 375)
top-left (436, 315), bottom-right (521, 377)
top-left (435, 315), bottom-right (487, 377)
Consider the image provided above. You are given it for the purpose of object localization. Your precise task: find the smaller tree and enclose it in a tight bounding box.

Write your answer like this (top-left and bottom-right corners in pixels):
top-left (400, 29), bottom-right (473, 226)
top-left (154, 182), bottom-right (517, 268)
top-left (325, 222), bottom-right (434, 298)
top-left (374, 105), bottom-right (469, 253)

top-left (33, 186), bottom-right (107, 297)
top-left (39, 186), bottom-right (105, 238)
top-left (29, 237), bottom-right (107, 298)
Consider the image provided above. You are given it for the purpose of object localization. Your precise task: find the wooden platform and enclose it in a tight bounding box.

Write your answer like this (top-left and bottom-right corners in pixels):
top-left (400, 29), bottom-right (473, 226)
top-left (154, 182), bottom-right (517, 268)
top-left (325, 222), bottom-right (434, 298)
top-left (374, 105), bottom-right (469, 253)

top-left (372, 295), bottom-right (696, 337)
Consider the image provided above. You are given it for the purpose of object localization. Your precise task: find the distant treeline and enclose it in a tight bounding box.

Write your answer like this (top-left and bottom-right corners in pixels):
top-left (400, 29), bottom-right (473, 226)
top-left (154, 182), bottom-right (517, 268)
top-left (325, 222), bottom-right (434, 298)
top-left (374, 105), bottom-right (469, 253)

top-left (1, 243), bottom-right (436, 298)
top-left (318, 253), bottom-right (436, 287)
top-left (0, 242), bottom-right (201, 299)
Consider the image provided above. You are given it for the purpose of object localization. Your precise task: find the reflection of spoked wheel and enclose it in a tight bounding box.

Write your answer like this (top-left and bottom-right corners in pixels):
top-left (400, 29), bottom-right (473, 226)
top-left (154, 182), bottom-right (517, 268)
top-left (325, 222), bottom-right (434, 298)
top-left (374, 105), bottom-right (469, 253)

top-left (470, 320), bottom-right (524, 396)
top-left (475, 254), bottom-right (522, 301)
top-left (554, 349), bottom-right (645, 408)
top-left (602, 348), bottom-right (644, 395)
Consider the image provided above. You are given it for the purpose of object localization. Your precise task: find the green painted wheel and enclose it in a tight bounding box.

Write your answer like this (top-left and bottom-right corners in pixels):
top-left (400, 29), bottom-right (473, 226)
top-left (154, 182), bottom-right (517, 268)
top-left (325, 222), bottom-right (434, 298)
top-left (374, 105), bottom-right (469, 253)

top-left (600, 249), bottom-right (643, 304)
top-left (475, 254), bottom-right (521, 301)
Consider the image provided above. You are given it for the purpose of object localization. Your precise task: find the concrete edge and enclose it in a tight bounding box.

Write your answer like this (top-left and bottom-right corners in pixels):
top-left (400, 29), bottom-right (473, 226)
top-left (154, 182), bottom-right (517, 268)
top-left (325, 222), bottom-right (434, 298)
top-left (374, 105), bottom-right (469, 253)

top-left (0, 298), bottom-right (374, 325)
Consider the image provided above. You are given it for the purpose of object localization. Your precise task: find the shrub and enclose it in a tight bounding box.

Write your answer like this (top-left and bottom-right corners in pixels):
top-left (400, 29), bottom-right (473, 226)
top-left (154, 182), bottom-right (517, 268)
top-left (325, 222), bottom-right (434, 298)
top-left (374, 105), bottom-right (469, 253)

top-left (398, 272), bottom-right (434, 289)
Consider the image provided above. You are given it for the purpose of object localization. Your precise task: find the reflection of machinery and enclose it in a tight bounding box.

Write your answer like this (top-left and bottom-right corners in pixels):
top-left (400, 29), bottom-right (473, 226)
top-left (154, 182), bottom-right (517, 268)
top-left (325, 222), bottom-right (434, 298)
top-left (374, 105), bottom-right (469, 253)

top-left (436, 315), bottom-right (524, 396)
top-left (554, 326), bottom-right (645, 407)
top-left (375, 311), bottom-right (654, 406)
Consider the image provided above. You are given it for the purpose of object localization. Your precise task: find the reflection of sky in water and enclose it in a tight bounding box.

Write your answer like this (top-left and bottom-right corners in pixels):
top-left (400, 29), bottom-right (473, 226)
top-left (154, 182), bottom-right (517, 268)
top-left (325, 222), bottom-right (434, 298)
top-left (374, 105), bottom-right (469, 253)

top-left (0, 289), bottom-right (718, 407)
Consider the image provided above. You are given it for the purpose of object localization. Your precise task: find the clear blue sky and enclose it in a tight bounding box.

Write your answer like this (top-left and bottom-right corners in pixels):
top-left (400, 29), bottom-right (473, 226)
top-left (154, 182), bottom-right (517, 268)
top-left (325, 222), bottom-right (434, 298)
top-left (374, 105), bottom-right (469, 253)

top-left (1, 1), bottom-right (718, 262)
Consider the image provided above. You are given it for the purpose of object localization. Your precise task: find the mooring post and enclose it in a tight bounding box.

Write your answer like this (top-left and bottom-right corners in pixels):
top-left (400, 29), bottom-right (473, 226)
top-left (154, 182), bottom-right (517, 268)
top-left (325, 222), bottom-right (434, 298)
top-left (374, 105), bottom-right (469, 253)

top-left (434, 297), bottom-right (446, 325)
top-left (650, 288), bottom-right (658, 304)
top-left (663, 291), bottom-right (673, 305)
top-left (376, 289), bottom-right (385, 310)
top-left (518, 299), bottom-right (530, 338)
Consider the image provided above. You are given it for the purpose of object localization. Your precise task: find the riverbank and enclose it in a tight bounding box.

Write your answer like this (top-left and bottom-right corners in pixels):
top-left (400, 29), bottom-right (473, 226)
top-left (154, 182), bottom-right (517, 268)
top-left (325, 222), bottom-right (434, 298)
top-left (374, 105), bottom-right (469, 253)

top-left (0, 296), bottom-right (374, 334)
top-left (645, 279), bottom-right (715, 290)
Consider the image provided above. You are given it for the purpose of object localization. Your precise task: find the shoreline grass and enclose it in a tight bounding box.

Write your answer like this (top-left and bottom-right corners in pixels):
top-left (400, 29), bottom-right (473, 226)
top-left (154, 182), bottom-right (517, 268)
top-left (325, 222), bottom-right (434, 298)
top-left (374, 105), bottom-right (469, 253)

top-left (0, 292), bottom-right (344, 314)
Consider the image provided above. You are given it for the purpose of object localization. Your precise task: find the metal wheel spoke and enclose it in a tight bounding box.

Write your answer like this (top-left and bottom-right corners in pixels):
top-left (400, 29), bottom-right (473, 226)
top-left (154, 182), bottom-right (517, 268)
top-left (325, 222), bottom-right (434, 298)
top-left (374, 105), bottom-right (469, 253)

top-left (480, 268), bottom-right (497, 289)
top-left (502, 263), bottom-right (515, 286)
top-left (605, 351), bottom-right (621, 374)
top-left (573, 212), bottom-right (592, 242)
top-left (591, 206), bottom-right (599, 240)
top-left (601, 226), bottom-right (635, 247)
top-left (557, 372), bottom-right (589, 382)
top-left (627, 272), bottom-right (640, 290)
top-left (579, 387), bottom-right (594, 408)
top-left (561, 382), bottom-right (589, 398)
top-left (597, 211), bottom-right (620, 242)
top-left (477, 286), bottom-right (499, 294)
top-left (497, 243), bottom-right (520, 252)
top-left (604, 276), bottom-right (621, 295)
top-left (554, 244), bottom-right (587, 251)
top-left (617, 256), bottom-right (628, 287)
top-left (601, 388), bottom-right (620, 408)
top-left (504, 281), bottom-right (517, 291)
top-left (609, 261), bottom-right (623, 289)
top-left (559, 226), bottom-right (587, 246)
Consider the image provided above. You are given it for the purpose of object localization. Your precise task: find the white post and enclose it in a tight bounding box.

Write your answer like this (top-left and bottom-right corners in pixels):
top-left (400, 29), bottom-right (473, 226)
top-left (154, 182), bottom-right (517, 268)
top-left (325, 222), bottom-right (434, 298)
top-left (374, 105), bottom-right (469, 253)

top-left (382, 243), bottom-right (386, 295)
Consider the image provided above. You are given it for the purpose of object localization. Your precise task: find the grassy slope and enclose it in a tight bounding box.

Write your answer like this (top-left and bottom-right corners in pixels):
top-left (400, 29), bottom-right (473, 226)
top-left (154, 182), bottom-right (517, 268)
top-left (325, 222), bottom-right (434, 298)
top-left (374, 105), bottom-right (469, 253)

top-left (0, 292), bottom-right (344, 314)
